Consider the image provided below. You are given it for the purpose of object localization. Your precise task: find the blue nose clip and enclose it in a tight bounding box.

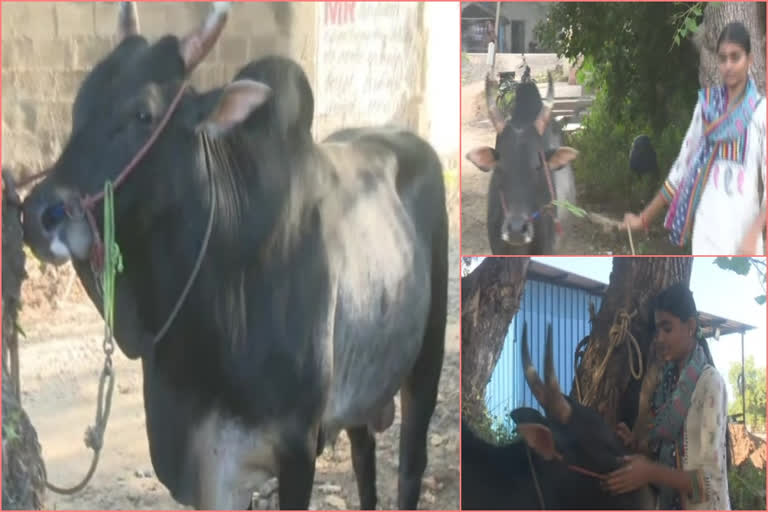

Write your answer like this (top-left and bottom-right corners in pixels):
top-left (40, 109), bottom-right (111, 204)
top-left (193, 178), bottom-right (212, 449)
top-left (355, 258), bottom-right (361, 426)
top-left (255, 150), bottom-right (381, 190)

top-left (41, 202), bottom-right (67, 231)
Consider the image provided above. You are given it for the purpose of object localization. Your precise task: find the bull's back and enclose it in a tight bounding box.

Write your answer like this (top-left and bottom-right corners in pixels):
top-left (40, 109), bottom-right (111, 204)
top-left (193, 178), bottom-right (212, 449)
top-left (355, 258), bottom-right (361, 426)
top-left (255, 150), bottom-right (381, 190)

top-left (318, 127), bottom-right (447, 433)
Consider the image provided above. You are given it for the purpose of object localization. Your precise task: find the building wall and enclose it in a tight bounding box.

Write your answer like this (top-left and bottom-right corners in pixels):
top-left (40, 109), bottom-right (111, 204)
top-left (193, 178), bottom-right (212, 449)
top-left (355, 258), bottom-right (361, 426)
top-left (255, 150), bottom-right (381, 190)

top-left (313, 1), bottom-right (459, 172)
top-left (460, 1), bottom-right (550, 53)
top-left (498, 1), bottom-right (549, 53)
top-left (485, 279), bottom-right (604, 427)
top-left (2, 1), bottom-right (459, 179)
top-left (1, 1), bottom-right (316, 181)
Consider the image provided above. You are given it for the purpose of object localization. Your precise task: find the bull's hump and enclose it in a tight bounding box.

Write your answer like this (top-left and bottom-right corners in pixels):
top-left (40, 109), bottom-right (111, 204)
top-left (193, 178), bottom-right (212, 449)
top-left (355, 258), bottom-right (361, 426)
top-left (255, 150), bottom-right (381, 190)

top-left (320, 139), bottom-right (400, 187)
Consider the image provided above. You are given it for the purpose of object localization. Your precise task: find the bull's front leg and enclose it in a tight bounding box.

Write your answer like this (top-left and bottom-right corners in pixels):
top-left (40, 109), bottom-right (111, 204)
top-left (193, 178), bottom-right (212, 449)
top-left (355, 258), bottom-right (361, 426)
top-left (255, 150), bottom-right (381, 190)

top-left (277, 427), bottom-right (320, 509)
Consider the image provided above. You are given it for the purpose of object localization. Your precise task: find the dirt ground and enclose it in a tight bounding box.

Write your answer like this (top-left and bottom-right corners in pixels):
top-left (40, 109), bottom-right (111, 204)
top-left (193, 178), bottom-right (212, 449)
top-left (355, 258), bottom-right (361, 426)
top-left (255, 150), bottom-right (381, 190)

top-left (15, 233), bottom-right (461, 510)
top-left (460, 80), bottom-right (686, 256)
top-left (729, 423), bottom-right (767, 470)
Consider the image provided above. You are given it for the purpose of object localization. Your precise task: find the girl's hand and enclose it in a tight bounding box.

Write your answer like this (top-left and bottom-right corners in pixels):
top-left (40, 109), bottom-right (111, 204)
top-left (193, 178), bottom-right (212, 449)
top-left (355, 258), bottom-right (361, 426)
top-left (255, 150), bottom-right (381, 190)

top-left (604, 455), bottom-right (654, 495)
top-left (615, 422), bottom-right (636, 450)
top-left (737, 228), bottom-right (760, 255)
top-left (623, 213), bottom-right (645, 232)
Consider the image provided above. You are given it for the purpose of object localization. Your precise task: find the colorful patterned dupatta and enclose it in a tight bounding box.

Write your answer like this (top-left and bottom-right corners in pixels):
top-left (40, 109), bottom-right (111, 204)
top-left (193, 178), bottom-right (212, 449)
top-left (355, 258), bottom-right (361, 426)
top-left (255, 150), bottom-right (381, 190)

top-left (647, 343), bottom-right (709, 509)
top-left (664, 78), bottom-right (761, 247)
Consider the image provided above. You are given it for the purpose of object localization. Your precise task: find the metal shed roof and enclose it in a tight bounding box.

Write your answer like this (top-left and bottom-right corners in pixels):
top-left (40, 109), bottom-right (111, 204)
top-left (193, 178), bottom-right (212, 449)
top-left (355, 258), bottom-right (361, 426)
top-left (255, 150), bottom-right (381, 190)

top-left (526, 260), bottom-right (756, 337)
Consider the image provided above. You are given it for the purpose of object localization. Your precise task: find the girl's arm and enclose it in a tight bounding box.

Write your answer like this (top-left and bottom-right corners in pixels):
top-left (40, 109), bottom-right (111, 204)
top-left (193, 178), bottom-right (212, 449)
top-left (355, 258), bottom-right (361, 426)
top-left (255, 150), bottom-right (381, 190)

top-left (646, 463), bottom-right (694, 495)
top-left (625, 100), bottom-right (704, 231)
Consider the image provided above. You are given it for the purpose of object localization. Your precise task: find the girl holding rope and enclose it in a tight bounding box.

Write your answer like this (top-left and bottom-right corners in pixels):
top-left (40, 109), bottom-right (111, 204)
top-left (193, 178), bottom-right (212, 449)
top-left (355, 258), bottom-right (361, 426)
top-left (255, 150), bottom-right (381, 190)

top-left (624, 22), bottom-right (766, 255)
top-left (604, 283), bottom-right (730, 510)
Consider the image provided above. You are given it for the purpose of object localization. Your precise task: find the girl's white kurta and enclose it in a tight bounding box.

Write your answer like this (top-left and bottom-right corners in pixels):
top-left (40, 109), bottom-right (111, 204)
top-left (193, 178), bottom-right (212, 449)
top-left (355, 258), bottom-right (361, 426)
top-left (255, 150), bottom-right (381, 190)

top-left (663, 96), bottom-right (766, 255)
top-left (681, 365), bottom-right (731, 510)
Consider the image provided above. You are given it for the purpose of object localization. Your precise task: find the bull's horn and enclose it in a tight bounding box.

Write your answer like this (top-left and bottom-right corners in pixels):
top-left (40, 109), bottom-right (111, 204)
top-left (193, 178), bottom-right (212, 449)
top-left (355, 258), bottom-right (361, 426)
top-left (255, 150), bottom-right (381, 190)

top-left (544, 323), bottom-right (572, 423)
top-left (534, 72), bottom-right (554, 136)
top-left (485, 72), bottom-right (507, 133)
top-left (521, 322), bottom-right (549, 409)
top-left (117, 2), bottom-right (140, 41)
top-left (179, 2), bottom-right (232, 73)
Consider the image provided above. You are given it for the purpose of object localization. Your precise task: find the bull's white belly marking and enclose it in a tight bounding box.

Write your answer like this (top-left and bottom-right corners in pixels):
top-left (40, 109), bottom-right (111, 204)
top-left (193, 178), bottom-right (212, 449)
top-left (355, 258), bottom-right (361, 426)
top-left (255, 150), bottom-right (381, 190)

top-left (188, 409), bottom-right (279, 510)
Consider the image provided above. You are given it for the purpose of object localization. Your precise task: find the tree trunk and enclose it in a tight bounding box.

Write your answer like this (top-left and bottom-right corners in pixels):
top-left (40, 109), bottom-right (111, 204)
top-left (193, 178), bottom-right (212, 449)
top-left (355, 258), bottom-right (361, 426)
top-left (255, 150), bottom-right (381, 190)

top-left (2, 171), bottom-right (46, 510)
top-left (570, 257), bottom-right (693, 440)
top-left (461, 257), bottom-right (530, 425)
top-left (697, 1), bottom-right (766, 90)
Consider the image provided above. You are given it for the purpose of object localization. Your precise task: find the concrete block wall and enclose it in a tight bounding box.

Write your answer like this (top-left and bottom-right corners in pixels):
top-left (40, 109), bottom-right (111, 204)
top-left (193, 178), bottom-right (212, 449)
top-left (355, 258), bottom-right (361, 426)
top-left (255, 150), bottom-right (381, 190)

top-left (1, 1), bottom-right (316, 181)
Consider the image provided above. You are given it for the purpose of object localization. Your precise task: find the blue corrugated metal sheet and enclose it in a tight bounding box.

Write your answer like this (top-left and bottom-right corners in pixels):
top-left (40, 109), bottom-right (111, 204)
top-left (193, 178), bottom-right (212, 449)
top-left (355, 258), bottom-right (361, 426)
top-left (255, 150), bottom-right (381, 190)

top-left (485, 279), bottom-right (604, 428)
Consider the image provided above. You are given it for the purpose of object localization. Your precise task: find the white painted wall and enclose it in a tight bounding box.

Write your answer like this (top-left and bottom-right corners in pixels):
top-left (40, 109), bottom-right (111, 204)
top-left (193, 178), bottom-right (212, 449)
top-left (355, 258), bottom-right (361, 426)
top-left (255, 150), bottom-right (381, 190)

top-left (312, 1), bottom-right (459, 170)
top-left (422, 1), bottom-right (460, 170)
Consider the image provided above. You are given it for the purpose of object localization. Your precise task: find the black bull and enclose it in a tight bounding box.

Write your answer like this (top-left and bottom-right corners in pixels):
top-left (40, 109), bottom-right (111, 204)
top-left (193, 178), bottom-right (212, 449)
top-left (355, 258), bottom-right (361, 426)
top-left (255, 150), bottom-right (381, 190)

top-left (461, 324), bottom-right (656, 510)
top-left (466, 73), bottom-right (579, 255)
top-left (20, 2), bottom-right (448, 510)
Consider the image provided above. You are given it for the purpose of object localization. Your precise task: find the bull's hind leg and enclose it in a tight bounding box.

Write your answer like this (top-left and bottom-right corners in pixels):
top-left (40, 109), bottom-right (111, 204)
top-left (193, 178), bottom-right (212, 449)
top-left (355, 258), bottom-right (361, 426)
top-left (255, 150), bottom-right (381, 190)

top-left (346, 398), bottom-right (396, 509)
top-left (397, 251), bottom-right (447, 508)
top-left (347, 426), bottom-right (377, 509)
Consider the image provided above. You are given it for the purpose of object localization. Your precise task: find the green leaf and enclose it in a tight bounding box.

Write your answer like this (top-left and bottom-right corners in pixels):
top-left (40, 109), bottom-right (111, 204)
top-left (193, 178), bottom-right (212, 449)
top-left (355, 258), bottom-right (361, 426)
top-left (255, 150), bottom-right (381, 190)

top-left (684, 17), bottom-right (698, 34)
top-left (714, 257), bottom-right (751, 276)
top-left (551, 199), bottom-right (588, 218)
top-left (755, 295), bottom-right (766, 305)
top-left (13, 320), bottom-right (26, 339)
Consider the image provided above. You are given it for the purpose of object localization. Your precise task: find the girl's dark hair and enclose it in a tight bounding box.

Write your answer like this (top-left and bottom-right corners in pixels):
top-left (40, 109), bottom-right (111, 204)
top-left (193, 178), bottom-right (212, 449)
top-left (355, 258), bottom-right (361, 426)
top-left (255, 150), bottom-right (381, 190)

top-left (717, 21), bottom-right (752, 54)
top-left (650, 282), bottom-right (733, 470)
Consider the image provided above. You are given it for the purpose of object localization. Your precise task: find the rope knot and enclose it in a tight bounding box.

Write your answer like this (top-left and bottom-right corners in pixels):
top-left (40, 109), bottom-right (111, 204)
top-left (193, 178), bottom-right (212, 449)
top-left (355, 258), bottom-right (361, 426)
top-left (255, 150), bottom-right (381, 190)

top-left (84, 425), bottom-right (103, 451)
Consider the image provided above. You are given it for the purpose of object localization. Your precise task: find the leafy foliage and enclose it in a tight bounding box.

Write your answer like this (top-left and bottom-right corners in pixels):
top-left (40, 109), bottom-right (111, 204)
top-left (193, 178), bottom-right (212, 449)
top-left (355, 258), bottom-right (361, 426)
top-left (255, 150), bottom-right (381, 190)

top-left (714, 257), bottom-right (767, 304)
top-left (728, 461), bottom-right (767, 510)
top-left (534, 2), bottom-right (701, 132)
top-left (562, 90), bottom-right (691, 210)
top-left (727, 356), bottom-right (766, 433)
top-left (463, 400), bottom-right (520, 445)
top-left (669, 2), bottom-right (706, 50)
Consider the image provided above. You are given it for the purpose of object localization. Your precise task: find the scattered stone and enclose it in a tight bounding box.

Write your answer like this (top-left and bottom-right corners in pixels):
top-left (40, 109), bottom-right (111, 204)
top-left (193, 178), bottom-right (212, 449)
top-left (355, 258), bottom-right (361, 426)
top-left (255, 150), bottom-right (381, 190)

top-left (143, 469), bottom-right (153, 478)
top-left (317, 483), bottom-right (342, 493)
top-left (424, 490), bottom-right (437, 504)
top-left (134, 469), bottom-right (144, 478)
top-left (251, 478), bottom-right (279, 510)
top-left (430, 433), bottom-right (445, 446)
top-left (324, 495), bottom-right (347, 509)
top-left (423, 475), bottom-right (441, 491)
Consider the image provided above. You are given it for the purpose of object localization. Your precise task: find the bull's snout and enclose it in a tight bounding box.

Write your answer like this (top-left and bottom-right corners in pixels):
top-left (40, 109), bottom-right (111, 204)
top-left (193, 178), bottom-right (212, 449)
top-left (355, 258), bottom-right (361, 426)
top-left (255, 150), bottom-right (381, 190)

top-left (501, 214), bottom-right (534, 246)
top-left (22, 187), bottom-right (93, 265)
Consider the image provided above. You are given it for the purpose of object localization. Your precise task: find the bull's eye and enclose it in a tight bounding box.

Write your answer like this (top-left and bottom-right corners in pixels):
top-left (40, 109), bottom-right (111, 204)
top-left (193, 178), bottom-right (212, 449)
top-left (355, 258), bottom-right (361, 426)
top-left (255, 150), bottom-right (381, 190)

top-left (136, 110), bottom-right (153, 124)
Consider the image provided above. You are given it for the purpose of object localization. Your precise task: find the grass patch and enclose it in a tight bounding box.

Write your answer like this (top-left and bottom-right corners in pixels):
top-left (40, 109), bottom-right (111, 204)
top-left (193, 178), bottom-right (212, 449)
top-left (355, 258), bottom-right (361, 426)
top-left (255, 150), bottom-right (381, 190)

top-left (564, 92), bottom-right (690, 214)
top-left (729, 463), bottom-right (767, 510)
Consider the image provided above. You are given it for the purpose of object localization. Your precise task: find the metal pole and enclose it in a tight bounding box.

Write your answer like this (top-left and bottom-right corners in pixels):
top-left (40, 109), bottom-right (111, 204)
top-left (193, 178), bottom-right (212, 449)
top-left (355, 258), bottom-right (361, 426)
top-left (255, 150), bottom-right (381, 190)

top-left (741, 330), bottom-right (746, 427)
top-left (488, 2), bottom-right (501, 72)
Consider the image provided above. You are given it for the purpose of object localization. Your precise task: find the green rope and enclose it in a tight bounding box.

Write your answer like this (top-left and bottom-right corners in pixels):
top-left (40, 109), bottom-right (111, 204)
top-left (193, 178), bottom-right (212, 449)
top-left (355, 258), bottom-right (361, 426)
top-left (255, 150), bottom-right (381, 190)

top-left (102, 181), bottom-right (123, 334)
top-left (45, 181), bottom-right (122, 495)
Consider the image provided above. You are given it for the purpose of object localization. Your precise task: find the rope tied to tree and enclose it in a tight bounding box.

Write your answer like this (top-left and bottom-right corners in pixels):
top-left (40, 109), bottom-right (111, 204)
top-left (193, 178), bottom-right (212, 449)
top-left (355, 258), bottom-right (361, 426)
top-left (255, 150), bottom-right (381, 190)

top-left (45, 181), bottom-right (121, 495)
top-left (574, 309), bottom-right (644, 405)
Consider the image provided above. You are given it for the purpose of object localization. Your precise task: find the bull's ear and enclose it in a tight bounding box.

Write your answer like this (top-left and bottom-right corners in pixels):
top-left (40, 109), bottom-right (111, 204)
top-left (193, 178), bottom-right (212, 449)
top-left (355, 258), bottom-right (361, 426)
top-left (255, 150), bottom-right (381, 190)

top-left (466, 146), bottom-right (499, 172)
top-left (517, 423), bottom-right (560, 461)
top-left (545, 147), bottom-right (578, 171)
top-left (198, 79), bottom-right (272, 137)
